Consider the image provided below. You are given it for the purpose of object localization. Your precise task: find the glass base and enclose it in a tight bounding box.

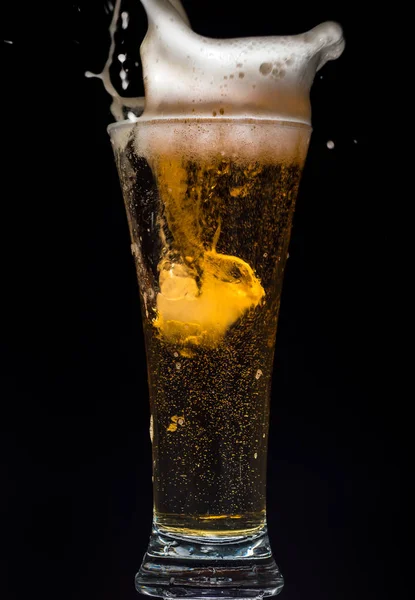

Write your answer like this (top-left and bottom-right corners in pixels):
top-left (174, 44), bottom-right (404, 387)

top-left (135, 524), bottom-right (284, 599)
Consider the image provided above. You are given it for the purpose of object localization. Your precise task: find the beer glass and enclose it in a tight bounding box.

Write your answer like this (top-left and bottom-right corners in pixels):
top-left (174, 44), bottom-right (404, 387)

top-left (109, 117), bottom-right (311, 597)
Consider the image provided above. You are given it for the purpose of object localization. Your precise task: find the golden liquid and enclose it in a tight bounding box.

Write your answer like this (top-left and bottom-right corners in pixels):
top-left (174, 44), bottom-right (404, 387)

top-left (153, 156), bottom-right (265, 350)
top-left (114, 121), bottom-right (307, 538)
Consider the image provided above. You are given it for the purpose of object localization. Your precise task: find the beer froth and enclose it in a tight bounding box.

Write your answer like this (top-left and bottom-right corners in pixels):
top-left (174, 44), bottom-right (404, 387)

top-left (140, 0), bottom-right (344, 123)
top-left (94, 1), bottom-right (344, 124)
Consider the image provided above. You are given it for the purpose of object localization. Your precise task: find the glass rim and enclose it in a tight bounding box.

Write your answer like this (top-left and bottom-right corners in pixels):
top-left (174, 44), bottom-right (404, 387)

top-left (107, 117), bottom-right (312, 134)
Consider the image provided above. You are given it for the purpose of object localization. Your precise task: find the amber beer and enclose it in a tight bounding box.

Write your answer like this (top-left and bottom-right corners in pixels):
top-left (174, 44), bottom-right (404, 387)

top-left (110, 118), bottom-right (310, 538)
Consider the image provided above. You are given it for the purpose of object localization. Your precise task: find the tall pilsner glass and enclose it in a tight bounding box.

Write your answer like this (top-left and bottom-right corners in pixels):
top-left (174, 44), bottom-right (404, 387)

top-left (109, 117), bottom-right (310, 597)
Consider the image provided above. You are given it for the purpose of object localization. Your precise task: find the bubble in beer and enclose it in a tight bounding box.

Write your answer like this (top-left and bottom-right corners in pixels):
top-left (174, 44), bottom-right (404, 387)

top-left (259, 63), bottom-right (273, 75)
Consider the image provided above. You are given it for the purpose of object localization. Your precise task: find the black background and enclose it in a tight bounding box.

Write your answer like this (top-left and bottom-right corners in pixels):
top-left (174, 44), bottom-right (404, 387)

top-left (1, 2), bottom-right (403, 600)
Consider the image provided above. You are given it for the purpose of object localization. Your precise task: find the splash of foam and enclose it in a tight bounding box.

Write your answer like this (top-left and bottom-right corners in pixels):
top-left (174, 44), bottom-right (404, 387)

top-left (95, 1), bottom-right (344, 124)
top-left (139, 0), bottom-right (344, 124)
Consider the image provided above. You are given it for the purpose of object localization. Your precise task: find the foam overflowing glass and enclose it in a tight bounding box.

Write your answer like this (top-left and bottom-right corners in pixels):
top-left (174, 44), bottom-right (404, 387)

top-left (105, 1), bottom-right (344, 597)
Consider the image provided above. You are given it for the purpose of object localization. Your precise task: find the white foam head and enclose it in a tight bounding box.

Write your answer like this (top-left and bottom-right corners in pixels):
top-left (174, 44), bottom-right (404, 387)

top-left (138, 0), bottom-right (344, 124)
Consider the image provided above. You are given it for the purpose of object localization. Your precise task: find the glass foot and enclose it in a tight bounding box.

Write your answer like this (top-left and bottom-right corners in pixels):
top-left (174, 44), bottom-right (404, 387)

top-left (135, 524), bottom-right (284, 598)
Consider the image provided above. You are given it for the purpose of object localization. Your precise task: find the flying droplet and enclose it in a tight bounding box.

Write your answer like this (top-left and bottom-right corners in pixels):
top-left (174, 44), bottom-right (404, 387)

top-left (121, 11), bottom-right (129, 29)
